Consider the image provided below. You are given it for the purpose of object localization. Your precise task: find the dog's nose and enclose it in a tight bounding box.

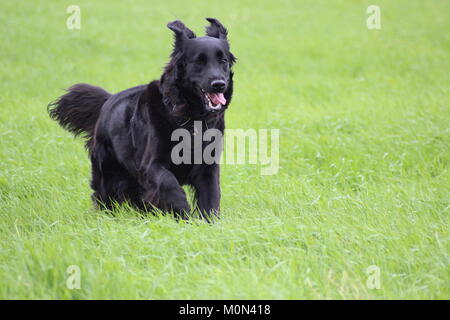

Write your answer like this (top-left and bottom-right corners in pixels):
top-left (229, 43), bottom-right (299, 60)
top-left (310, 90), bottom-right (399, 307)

top-left (211, 80), bottom-right (226, 92)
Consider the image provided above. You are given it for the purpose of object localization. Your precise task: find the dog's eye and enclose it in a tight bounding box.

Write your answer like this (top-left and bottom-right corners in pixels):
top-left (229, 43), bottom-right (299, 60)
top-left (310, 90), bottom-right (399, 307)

top-left (196, 54), bottom-right (207, 65)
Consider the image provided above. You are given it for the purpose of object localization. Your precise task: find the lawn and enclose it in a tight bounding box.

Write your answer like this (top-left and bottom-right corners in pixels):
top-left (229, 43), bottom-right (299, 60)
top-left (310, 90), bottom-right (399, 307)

top-left (0, 0), bottom-right (448, 299)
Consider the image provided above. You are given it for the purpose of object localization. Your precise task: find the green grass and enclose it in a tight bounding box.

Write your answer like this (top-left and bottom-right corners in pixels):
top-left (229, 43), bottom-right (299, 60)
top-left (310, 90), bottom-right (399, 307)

top-left (0, 0), bottom-right (449, 299)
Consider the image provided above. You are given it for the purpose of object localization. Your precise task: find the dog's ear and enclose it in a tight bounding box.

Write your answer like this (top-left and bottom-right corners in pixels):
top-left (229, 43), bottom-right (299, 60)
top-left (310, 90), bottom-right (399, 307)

top-left (229, 52), bottom-right (237, 66)
top-left (167, 20), bottom-right (196, 48)
top-left (205, 18), bottom-right (228, 39)
top-left (206, 18), bottom-right (236, 65)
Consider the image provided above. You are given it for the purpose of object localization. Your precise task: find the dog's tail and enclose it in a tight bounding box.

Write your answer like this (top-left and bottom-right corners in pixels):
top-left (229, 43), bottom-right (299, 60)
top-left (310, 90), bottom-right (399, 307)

top-left (48, 83), bottom-right (111, 140)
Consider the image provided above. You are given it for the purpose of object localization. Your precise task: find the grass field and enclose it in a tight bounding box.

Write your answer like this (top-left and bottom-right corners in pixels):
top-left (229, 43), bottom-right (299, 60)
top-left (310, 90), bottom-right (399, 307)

top-left (0, 0), bottom-right (449, 299)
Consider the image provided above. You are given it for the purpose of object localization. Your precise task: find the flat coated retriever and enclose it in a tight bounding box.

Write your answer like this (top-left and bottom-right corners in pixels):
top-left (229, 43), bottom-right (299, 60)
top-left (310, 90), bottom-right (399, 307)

top-left (48, 18), bottom-right (236, 221)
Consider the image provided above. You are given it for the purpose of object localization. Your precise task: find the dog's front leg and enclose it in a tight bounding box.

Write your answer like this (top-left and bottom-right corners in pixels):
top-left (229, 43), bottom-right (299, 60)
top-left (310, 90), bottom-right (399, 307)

top-left (193, 165), bottom-right (220, 221)
top-left (141, 162), bottom-right (190, 219)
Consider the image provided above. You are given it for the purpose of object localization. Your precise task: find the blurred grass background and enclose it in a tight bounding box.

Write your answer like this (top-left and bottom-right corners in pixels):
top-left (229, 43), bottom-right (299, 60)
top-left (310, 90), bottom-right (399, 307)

top-left (0, 0), bottom-right (449, 299)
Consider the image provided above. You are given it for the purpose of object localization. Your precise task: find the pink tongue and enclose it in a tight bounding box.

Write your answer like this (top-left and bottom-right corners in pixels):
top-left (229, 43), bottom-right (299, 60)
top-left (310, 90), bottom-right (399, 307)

top-left (208, 93), bottom-right (226, 105)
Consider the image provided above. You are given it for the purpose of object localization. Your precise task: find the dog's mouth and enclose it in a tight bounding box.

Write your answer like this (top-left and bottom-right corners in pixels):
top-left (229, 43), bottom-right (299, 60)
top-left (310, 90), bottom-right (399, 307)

top-left (200, 89), bottom-right (226, 111)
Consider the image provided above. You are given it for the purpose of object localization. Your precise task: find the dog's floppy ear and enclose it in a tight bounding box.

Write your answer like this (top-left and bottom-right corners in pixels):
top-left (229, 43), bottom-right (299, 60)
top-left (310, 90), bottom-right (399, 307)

top-left (167, 20), bottom-right (196, 48)
top-left (205, 18), bottom-right (228, 39)
top-left (206, 18), bottom-right (236, 65)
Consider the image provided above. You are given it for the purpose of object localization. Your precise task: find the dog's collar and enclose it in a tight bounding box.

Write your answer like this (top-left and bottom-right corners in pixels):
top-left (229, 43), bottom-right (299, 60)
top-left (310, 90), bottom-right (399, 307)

top-left (174, 108), bottom-right (224, 135)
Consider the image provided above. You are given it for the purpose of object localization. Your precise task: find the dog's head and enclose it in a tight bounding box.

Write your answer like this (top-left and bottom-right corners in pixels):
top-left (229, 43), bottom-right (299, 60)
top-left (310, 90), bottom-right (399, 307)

top-left (161, 18), bottom-right (236, 117)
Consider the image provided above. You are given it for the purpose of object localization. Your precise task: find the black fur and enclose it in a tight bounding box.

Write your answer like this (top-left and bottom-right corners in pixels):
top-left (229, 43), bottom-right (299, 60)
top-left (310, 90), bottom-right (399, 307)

top-left (48, 84), bottom-right (111, 145)
top-left (48, 18), bottom-right (236, 221)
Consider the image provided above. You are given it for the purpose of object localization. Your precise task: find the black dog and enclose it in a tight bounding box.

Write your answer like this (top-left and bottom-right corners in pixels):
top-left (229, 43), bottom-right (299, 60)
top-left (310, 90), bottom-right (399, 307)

top-left (48, 18), bottom-right (236, 220)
